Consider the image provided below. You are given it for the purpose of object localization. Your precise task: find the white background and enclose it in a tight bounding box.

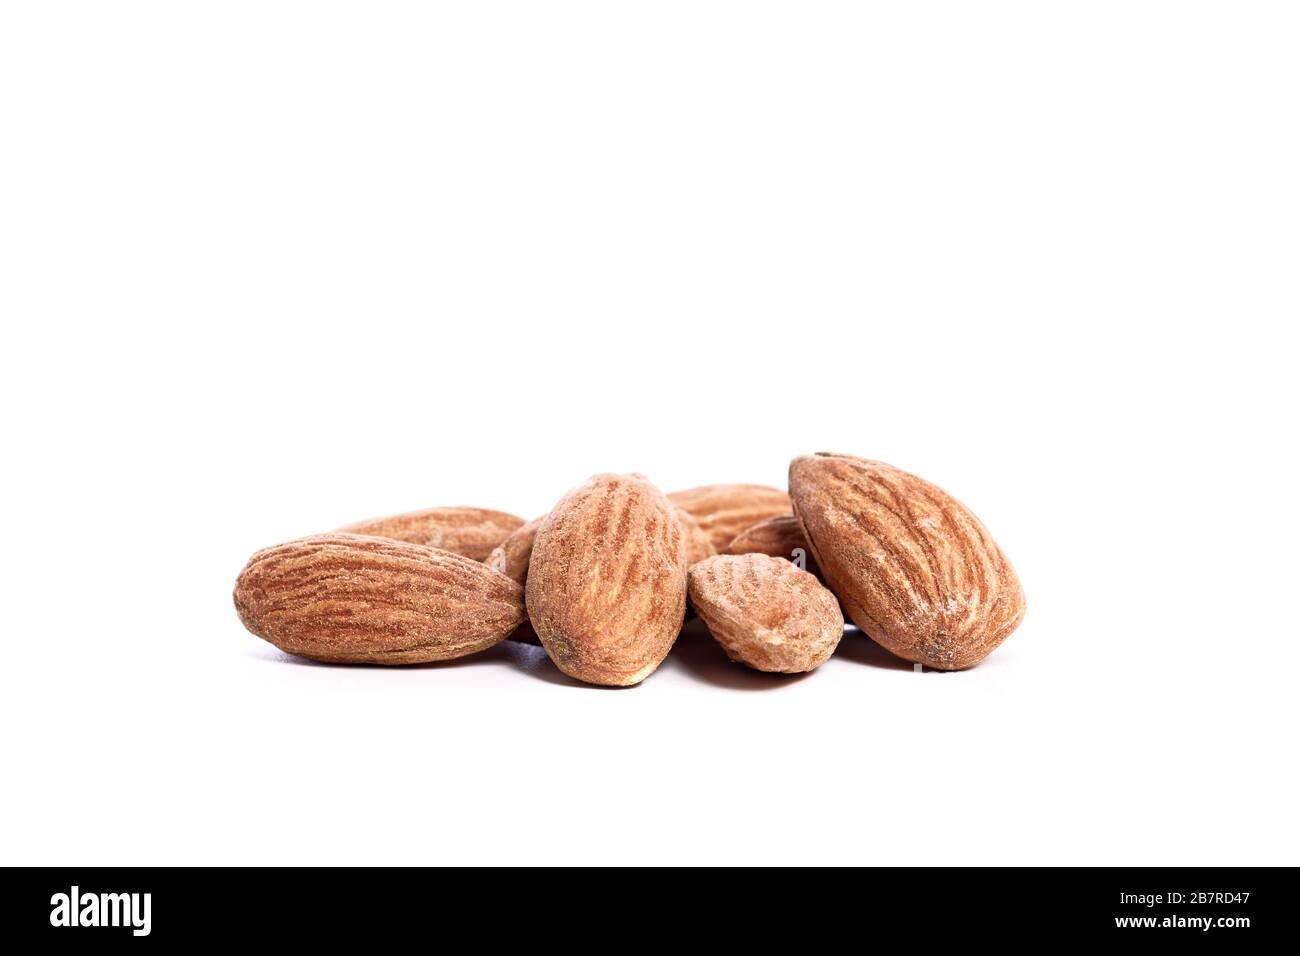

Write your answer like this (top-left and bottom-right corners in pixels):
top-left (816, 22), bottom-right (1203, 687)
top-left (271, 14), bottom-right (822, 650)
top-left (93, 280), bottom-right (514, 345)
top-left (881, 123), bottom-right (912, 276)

top-left (2, 2), bottom-right (1296, 866)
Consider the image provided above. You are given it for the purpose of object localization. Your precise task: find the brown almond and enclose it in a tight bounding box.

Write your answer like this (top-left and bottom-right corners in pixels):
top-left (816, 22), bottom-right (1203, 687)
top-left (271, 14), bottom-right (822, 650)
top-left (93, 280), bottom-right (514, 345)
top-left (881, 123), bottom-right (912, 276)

top-left (485, 516), bottom-right (543, 585)
top-left (675, 506), bottom-right (717, 566)
top-left (789, 453), bottom-right (1025, 670)
top-left (667, 483), bottom-right (792, 550)
top-left (723, 514), bottom-right (819, 577)
top-left (526, 473), bottom-right (687, 686)
top-left (485, 516), bottom-right (545, 644)
top-left (338, 506), bottom-right (525, 561)
top-left (234, 533), bottom-right (524, 664)
top-left (688, 554), bottom-right (843, 673)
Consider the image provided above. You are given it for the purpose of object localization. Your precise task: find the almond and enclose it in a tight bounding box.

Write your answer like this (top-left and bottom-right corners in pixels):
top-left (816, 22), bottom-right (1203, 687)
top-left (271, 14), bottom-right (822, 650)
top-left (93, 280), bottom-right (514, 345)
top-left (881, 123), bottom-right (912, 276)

top-left (667, 483), bottom-right (792, 551)
top-left (526, 473), bottom-right (687, 686)
top-left (485, 517), bottom-right (544, 644)
top-left (723, 514), bottom-right (819, 577)
top-left (789, 453), bottom-right (1025, 670)
top-left (485, 516), bottom-right (543, 585)
top-left (675, 506), bottom-right (717, 566)
top-left (688, 554), bottom-right (843, 673)
top-left (234, 533), bottom-right (524, 664)
top-left (338, 506), bottom-right (525, 561)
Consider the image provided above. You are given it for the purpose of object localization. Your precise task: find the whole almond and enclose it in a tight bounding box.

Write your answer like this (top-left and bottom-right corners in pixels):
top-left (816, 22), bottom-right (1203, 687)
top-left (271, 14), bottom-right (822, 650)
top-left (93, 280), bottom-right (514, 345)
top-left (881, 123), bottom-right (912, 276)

top-left (526, 473), bottom-right (687, 686)
top-left (723, 514), bottom-right (819, 577)
top-left (675, 506), bottom-right (717, 566)
top-left (485, 516), bottom-right (545, 644)
top-left (789, 453), bottom-right (1025, 670)
top-left (485, 516), bottom-right (543, 585)
top-left (234, 533), bottom-right (524, 664)
top-left (667, 483), bottom-right (792, 550)
top-left (688, 554), bottom-right (843, 673)
top-left (339, 506), bottom-right (525, 561)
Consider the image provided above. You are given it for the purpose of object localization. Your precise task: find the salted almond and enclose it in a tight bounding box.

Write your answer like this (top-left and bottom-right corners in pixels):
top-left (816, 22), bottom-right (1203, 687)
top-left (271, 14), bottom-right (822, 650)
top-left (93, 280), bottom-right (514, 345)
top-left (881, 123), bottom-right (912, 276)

top-left (723, 514), bottom-right (818, 576)
top-left (526, 474), bottom-right (687, 686)
top-left (675, 506), bottom-right (717, 566)
top-left (485, 516), bottom-right (543, 585)
top-left (339, 506), bottom-right (525, 561)
top-left (485, 516), bottom-right (545, 644)
top-left (789, 453), bottom-right (1025, 670)
top-left (688, 554), bottom-right (843, 673)
top-left (234, 533), bottom-right (524, 664)
top-left (667, 483), bottom-right (792, 550)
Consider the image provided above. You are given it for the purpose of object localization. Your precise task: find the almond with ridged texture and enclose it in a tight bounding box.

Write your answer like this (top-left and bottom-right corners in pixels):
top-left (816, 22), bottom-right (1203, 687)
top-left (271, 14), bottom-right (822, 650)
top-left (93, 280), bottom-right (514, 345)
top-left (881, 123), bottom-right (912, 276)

top-left (667, 484), bottom-right (792, 551)
top-left (526, 474), bottom-right (687, 686)
top-left (485, 516), bottom-right (544, 644)
top-left (689, 554), bottom-right (843, 673)
top-left (789, 453), bottom-right (1025, 670)
top-left (339, 506), bottom-right (525, 561)
top-left (485, 516), bottom-right (543, 585)
top-left (675, 506), bottom-right (717, 566)
top-left (234, 533), bottom-right (524, 664)
top-left (724, 514), bottom-right (819, 577)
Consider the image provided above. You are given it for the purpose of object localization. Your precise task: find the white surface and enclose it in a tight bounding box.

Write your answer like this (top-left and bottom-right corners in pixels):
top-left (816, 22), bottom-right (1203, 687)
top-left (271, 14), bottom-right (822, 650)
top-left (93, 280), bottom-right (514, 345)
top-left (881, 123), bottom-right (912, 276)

top-left (2, 2), bottom-right (1297, 866)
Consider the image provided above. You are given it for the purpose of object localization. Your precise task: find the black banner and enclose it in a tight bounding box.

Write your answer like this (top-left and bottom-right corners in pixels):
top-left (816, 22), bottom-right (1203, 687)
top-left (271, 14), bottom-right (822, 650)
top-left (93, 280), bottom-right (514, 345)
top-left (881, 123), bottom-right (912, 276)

top-left (1, 867), bottom-right (1289, 945)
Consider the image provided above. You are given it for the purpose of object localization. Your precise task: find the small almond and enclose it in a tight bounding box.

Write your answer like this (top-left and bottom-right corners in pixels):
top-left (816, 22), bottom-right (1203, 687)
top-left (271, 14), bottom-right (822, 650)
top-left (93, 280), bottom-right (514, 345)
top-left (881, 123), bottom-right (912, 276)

top-left (723, 514), bottom-right (819, 577)
top-left (688, 554), bottom-right (844, 673)
top-left (675, 506), bottom-right (717, 566)
top-left (485, 516), bottom-right (543, 585)
top-left (485, 516), bottom-right (545, 644)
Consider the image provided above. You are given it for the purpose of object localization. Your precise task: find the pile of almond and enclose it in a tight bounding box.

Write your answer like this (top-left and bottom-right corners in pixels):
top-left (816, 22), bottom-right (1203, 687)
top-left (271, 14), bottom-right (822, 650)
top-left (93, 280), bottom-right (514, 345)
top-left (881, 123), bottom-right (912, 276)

top-left (233, 453), bottom-right (1026, 685)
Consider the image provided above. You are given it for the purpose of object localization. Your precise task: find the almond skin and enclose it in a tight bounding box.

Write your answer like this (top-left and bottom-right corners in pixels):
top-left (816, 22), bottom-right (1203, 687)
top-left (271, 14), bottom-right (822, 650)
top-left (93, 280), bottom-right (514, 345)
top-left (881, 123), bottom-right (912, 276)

top-left (234, 533), bottom-right (524, 664)
top-left (789, 453), bottom-right (1025, 670)
top-left (526, 474), bottom-right (687, 686)
top-left (688, 554), bottom-right (843, 673)
top-left (667, 483), bottom-right (792, 550)
top-left (723, 514), bottom-right (819, 577)
top-left (675, 506), bottom-right (717, 566)
top-left (338, 506), bottom-right (525, 561)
